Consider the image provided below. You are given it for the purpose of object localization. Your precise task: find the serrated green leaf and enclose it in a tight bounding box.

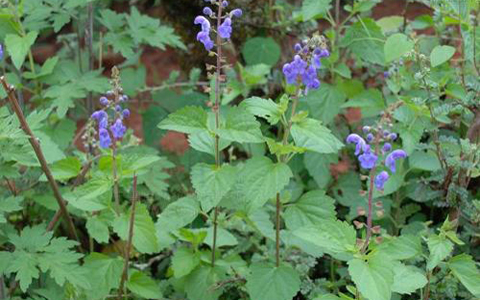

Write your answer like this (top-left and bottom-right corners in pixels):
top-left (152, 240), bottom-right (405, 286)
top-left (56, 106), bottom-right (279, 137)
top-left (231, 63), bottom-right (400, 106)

top-left (113, 203), bottom-right (159, 254)
top-left (83, 253), bottom-right (124, 300)
top-left (86, 215), bottom-right (110, 244)
top-left (5, 31), bottom-right (38, 70)
top-left (348, 253), bottom-right (394, 300)
top-left (377, 234), bottom-right (422, 260)
top-left (448, 254), bottom-right (480, 297)
top-left (158, 106), bottom-right (208, 134)
top-left (291, 118), bottom-right (343, 154)
top-left (64, 178), bottom-right (112, 211)
top-left (171, 246), bottom-right (201, 278)
top-left (156, 196), bottom-right (200, 232)
top-left (340, 18), bottom-right (385, 65)
top-left (430, 45), bottom-right (456, 67)
top-left (44, 83), bottom-right (87, 118)
top-left (391, 261), bottom-right (427, 295)
top-left (289, 219), bottom-right (357, 261)
top-left (246, 263), bottom-right (300, 300)
top-left (188, 131), bottom-right (231, 156)
top-left (384, 33), bottom-right (414, 62)
top-left (217, 106), bottom-right (264, 143)
top-left (191, 163), bottom-right (237, 211)
top-left (222, 157), bottom-right (293, 212)
top-left (302, 0), bottom-right (332, 21)
top-left (40, 157), bottom-right (81, 182)
top-left (284, 190), bottom-right (336, 230)
top-left (427, 234), bottom-right (453, 270)
top-left (185, 265), bottom-right (226, 300)
top-left (127, 270), bottom-right (162, 299)
top-left (241, 96), bottom-right (282, 125)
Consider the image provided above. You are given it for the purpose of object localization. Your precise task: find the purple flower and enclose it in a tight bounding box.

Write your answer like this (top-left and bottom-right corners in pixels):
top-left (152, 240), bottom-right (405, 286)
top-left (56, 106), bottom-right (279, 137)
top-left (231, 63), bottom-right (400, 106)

top-left (366, 133), bottom-right (374, 142)
top-left (302, 65), bottom-right (320, 90)
top-left (362, 126), bottom-right (371, 133)
top-left (294, 43), bottom-right (302, 52)
top-left (99, 128), bottom-right (111, 148)
top-left (382, 143), bottom-right (392, 153)
top-left (196, 31), bottom-right (214, 51)
top-left (222, 1), bottom-right (228, 7)
top-left (375, 171), bottom-right (389, 190)
top-left (106, 90), bottom-right (114, 97)
top-left (115, 105), bottom-right (122, 112)
top-left (100, 97), bottom-right (109, 106)
top-left (283, 55), bottom-right (307, 84)
top-left (0, 45), bottom-right (3, 61)
top-left (346, 134), bottom-right (367, 156)
top-left (358, 151), bottom-right (378, 169)
top-left (231, 8), bottom-right (242, 17)
top-left (312, 55), bottom-right (322, 69)
top-left (319, 49), bottom-right (330, 58)
top-left (99, 117), bottom-right (108, 129)
top-left (91, 110), bottom-right (107, 122)
top-left (383, 130), bottom-right (390, 138)
top-left (194, 16), bottom-right (211, 32)
top-left (389, 133), bottom-right (398, 141)
top-left (120, 95), bottom-right (129, 102)
top-left (218, 17), bottom-right (232, 39)
top-left (385, 150), bottom-right (407, 173)
top-left (383, 71), bottom-right (390, 78)
top-left (110, 118), bottom-right (126, 139)
top-left (203, 7), bottom-right (213, 15)
top-left (122, 109), bottom-right (130, 118)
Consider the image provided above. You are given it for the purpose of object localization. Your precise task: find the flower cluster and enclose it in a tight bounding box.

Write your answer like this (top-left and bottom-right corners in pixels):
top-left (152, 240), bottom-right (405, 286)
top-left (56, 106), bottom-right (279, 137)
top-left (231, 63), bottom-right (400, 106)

top-left (346, 127), bottom-right (406, 190)
top-left (194, 1), bottom-right (242, 51)
top-left (282, 39), bottom-right (330, 91)
top-left (90, 92), bottom-right (129, 149)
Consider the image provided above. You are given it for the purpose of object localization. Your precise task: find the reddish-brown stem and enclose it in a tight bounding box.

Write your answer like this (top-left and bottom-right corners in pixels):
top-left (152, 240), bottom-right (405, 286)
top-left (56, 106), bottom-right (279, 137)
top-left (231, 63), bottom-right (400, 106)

top-left (0, 76), bottom-right (79, 243)
top-left (211, 2), bottom-right (224, 268)
top-left (118, 175), bottom-right (138, 300)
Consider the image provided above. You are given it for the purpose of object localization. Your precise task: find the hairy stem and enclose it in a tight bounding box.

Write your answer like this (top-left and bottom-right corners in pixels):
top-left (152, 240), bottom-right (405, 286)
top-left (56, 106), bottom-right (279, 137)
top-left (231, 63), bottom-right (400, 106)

top-left (118, 175), bottom-right (138, 300)
top-left (0, 76), bottom-right (79, 243)
top-left (112, 143), bottom-right (121, 215)
top-left (211, 2), bottom-right (224, 267)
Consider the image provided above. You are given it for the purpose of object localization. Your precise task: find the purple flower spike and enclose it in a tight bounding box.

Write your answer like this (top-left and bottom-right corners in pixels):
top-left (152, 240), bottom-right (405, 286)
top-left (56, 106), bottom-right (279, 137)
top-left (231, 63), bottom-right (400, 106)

top-left (319, 49), bottom-right (330, 58)
top-left (231, 8), bottom-right (242, 18)
top-left (385, 150), bottom-right (407, 173)
top-left (110, 118), bottom-right (126, 139)
top-left (382, 143), bottom-right (392, 153)
top-left (100, 97), bottom-right (109, 106)
top-left (99, 128), bottom-right (111, 148)
top-left (203, 7), bottom-right (213, 15)
top-left (302, 65), bottom-right (320, 90)
top-left (122, 109), bottom-right (130, 118)
top-left (375, 171), bottom-right (389, 190)
top-left (91, 110), bottom-right (107, 121)
top-left (358, 151), bottom-right (378, 169)
top-left (218, 17), bottom-right (232, 39)
top-left (0, 45), bottom-right (4, 61)
top-left (346, 134), bottom-right (367, 156)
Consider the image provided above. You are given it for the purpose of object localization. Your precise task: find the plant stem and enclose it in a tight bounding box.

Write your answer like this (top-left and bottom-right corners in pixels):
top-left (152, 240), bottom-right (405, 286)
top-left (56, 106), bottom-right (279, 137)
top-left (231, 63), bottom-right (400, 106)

top-left (86, 2), bottom-right (95, 114)
top-left (118, 175), bottom-right (138, 300)
top-left (211, 2), bottom-right (224, 268)
top-left (274, 89), bottom-right (301, 267)
top-left (112, 143), bottom-right (121, 215)
top-left (0, 76), bottom-right (79, 243)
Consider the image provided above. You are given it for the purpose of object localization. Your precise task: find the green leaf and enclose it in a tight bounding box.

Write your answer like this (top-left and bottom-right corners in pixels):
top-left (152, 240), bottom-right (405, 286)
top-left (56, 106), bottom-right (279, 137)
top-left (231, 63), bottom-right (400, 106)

top-left (303, 83), bottom-right (347, 125)
top-left (246, 263), bottom-right (300, 300)
top-left (289, 219), bottom-right (357, 261)
top-left (156, 196), bottom-right (200, 232)
top-left (185, 265), bottom-right (226, 300)
top-left (64, 178), bottom-right (112, 211)
top-left (0, 196), bottom-right (23, 223)
top-left (40, 157), bottom-right (81, 182)
top-left (348, 253), bottom-right (394, 300)
top-left (448, 254), bottom-right (480, 297)
top-left (188, 131), bottom-right (231, 156)
top-left (23, 56), bottom-right (59, 79)
top-left (427, 234), bottom-right (453, 270)
top-left (7, 251), bottom-right (39, 292)
top-left (204, 227), bottom-right (238, 248)
top-left (171, 247), bottom-right (200, 278)
top-left (113, 203), bottom-right (159, 254)
top-left (302, 0), bottom-right (332, 21)
top-left (284, 190), bottom-right (336, 230)
top-left (85, 215), bottom-right (110, 244)
top-left (409, 150), bottom-right (441, 171)
top-left (313, 294), bottom-right (341, 300)
top-left (158, 106), bottom-right (208, 134)
top-left (5, 31), bottom-right (38, 70)
top-left (241, 97), bottom-right (282, 125)
top-left (222, 157), bottom-right (293, 212)
top-left (430, 45), bottom-right (456, 67)
top-left (127, 270), bottom-right (162, 299)
top-left (384, 33), bottom-right (414, 62)
top-left (291, 118), bottom-right (343, 154)
top-left (120, 67), bottom-right (146, 97)
top-left (340, 18), bottom-right (385, 65)
top-left (44, 83), bottom-right (87, 118)
top-left (376, 16), bottom-right (404, 33)
top-left (83, 253), bottom-right (124, 300)
top-left (217, 106), bottom-right (264, 143)
top-left (377, 235), bottom-right (422, 260)
top-left (391, 261), bottom-right (427, 295)
top-left (191, 163), bottom-right (237, 211)
top-left (242, 37), bottom-right (281, 66)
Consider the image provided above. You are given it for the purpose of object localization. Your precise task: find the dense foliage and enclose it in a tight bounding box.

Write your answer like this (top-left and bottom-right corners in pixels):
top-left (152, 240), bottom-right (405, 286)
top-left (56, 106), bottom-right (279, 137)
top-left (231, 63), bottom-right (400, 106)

top-left (0, 0), bottom-right (479, 299)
